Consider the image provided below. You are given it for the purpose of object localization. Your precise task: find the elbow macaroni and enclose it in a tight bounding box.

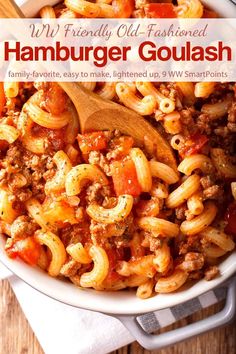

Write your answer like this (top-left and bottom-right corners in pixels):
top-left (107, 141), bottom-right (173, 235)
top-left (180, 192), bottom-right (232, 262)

top-left (180, 201), bottom-right (217, 235)
top-left (137, 216), bottom-right (179, 237)
top-left (45, 150), bottom-right (72, 195)
top-left (166, 174), bottom-right (201, 208)
top-left (116, 83), bottom-right (156, 115)
top-left (0, 124), bottom-right (19, 143)
top-left (130, 148), bottom-right (152, 192)
top-left (35, 230), bottom-right (67, 276)
top-left (178, 154), bottom-right (213, 176)
top-left (65, 164), bottom-right (108, 196)
top-left (80, 246), bottom-right (109, 287)
top-left (87, 195), bottom-right (133, 224)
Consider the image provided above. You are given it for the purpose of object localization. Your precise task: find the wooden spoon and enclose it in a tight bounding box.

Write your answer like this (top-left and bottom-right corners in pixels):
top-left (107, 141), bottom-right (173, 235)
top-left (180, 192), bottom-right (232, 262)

top-left (0, 0), bottom-right (177, 170)
top-left (58, 82), bottom-right (177, 169)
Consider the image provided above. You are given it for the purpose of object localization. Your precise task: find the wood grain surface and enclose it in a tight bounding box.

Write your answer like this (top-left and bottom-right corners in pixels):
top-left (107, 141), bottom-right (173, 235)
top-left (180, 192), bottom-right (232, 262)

top-left (0, 279), bottom-right (235, 354)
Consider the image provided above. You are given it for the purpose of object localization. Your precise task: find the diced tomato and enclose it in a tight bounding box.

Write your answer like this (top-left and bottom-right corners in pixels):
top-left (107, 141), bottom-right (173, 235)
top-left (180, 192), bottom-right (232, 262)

top-left (111, 159), bottom-right (142, 197)
top-left (144, 3), bottom-right (177, 18)
top-left (5, 237), bottom-right (41, 266)
top-left (224, 202), bottom-right (236, 236)
top-left (111, 136), bottom-right (134, 159)
top-left (77, 131), bottom-right (107, 155)
top-left (0, 82), bottom-right (6, 117)
top-left (42, 197), bottom-right (77, 227)
top-left (180, 133), bottom-right (208, 158)
top-left (202, 9), bottom-right (218, 18)
top-left (135, 198), bottom-right (160, 217)
top-left (32, 125), bottom-right (65, 151)
top-left (105, 248), bottom-right (124, 283)
top-left (44, 83), bottom-right (67, 115)
top-left (0, 140), bottom-right (9, 151)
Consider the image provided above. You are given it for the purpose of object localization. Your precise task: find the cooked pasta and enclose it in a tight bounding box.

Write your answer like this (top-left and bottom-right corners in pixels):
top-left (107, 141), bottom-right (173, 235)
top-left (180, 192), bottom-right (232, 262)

top-left (201, 95), bottom-right (233, 119)
top-left (176, 82), bottom-right (196, 105)
top-left (200, 227), bottom-right (235, 252)
top-left (194, 82), bottom-right (216, 98)
top-left (155, 269), bottom-right (188, 293)
top-left (80, 246), bottom-right (109, 287)
top-left (136, 82), bottom-right (175, 114)
top-left (65, 164), bottom-right (108, 196)
top-left (153, 242), bottom-right (171, 274)
top-left (176, 0), bottom-right (203, 18)
top-left (96, 82), bottom-right (116, 100)
top-left (35, 230), bottom-right (67, 276)
top-left (187, 191), bottom-right (204, 216)
top-left (231, 182), bottom-right (236, 201)
top-left (149, 160), bottom-right (179, 184)
top-left (136, 279), bottom-right (154, 299)
top-left (0, 124), bottom-right (19, 143)
top-left (24, 97), bottom-right (70, 129)
top-left (0, 0), bottom-right (235, 299)
top-left (180, 201), bottom-right (217, 235)
top-left (87, 195), bottom-right (133, 224)
top-left (116, 83), bottom-right (156, 115)
top-left (204, 245), bottom-right (227, 258)
top-left (178, 154), bottom-right (213, 176)
top-left (4, 82), bottom-right (19, 98)
top-left (130, 148), bottom-right (152, 192)
top-left (66, 242), bottom-right (92, 264)
top-left (137, 216), bottom-right (179, 237)
top-left (0, 190), bottom-right (19, 224)
top-left (45, 150), bottom-right (72, 195)
top-left (25, 198), bottom-right (57, 233)
top-left (65, 0), bottom-right (102, 17)
top-left (39, 5), bottom-right (56, 18)
top-left (166, 174), bottom-right (201, 208)
top-left (116, 255), bottom-right (156, 278)
top-left (163, 111), bottom-right (182, 134)
top-left (210, 148), bottom-right (236, 179)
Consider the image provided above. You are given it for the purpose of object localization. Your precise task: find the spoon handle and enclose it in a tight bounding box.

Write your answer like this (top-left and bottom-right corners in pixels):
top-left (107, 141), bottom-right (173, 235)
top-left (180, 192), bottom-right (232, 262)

top-left (58, 82), bottom-right (91, 105)
top-left (58, 81), bottom-right (117, 131)
top-left (0, 0), bottom-right (24, 18)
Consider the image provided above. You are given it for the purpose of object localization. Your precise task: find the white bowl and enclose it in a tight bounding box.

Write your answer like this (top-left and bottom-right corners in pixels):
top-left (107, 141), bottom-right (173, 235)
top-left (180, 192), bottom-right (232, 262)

top-left (0, 0), bottom-right (235, 316)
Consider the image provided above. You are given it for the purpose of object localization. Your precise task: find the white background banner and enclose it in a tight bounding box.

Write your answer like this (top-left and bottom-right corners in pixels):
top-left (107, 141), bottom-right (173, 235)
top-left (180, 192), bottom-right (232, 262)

top-left (0, 18), bottom-right (235, 81)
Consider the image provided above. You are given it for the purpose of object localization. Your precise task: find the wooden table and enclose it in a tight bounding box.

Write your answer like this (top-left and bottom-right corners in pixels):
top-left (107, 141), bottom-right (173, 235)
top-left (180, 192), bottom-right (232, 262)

top-left (0, 279), bottom-right (235, 354)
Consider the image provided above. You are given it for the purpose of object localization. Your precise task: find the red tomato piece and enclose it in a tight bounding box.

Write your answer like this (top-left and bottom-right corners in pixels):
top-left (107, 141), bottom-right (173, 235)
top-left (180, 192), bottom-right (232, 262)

top-left (144, 3), bottom-right (177, 18)
top-left (0, 82), bottom-right (6, 117)
top-left (202, 9), bottom-right (218, 18)
top-left (105, 248), bottom-right (124, 283)
top-left (180, 133), bottom-right (208, 158)
top-left (110, 136), bottom-right (134, 160)
top-left (111, 159), bottom-right (142, 197)
top-left (5, 237), bottom-right (41, 266)
top-left (77, 131), bottom-right (107, 155)
top-left (225, 202), bottom-right (236, 236)
top-left (44, 83), bottom-right (67, 115)
top-left (32, 125), bottom-right (65, 151)
top-left (0, 140), bottom-right (9, 151)
top-left (135, 198), bottom-right (160, 217)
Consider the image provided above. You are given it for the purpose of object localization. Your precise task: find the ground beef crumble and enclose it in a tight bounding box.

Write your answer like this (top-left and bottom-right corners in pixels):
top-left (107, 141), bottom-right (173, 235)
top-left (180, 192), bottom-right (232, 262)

top-left (88, 151), bottom-right (111, 176)
top-left (0, 143), bottom-right (55, 203)
top-left (204, 266), bottom-right (219, 281)
top-left (60, 259), bottom-right (81, 277)
top-left (10, 216), bottom-right (38, 240)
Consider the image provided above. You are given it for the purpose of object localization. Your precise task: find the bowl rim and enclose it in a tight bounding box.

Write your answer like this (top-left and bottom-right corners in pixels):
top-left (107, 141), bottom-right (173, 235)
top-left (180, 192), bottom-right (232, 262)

top-left (1, 0), bottom-right (235, 315)
top-left (0, 236), bottom-right (235, 315)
